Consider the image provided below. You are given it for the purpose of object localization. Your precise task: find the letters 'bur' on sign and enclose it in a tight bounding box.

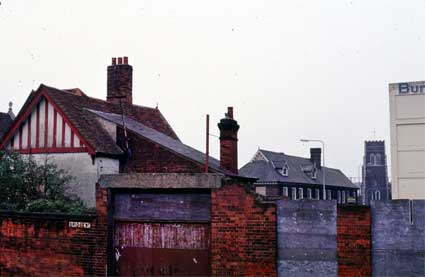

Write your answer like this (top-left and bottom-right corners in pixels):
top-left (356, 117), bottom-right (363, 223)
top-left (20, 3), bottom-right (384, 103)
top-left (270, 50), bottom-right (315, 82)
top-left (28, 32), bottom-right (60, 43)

top-left (398, 83), bottom-right (425, 95)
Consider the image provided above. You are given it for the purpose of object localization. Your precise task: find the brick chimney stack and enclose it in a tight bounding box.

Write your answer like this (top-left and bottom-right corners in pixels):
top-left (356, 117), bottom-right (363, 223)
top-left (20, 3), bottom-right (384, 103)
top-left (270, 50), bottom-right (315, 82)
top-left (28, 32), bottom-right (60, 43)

top-left (310, 148), bottom-right (322, 168)
top-left (218, 107), bottom-right (240, 174)
top-left (107, 56), bottom-right (133, 104)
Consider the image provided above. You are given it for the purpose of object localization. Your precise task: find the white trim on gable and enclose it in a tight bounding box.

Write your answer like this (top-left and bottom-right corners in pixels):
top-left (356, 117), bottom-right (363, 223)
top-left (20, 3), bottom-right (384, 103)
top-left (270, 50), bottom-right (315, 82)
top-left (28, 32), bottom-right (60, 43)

top-left (250, 149), bottom-right (269, 163)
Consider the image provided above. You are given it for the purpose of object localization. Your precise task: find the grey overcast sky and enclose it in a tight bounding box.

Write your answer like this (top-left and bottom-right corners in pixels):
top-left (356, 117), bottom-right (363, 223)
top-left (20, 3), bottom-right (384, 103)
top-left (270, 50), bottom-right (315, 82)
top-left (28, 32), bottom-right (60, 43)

top-left (1, 0), bottom-right (425, 179)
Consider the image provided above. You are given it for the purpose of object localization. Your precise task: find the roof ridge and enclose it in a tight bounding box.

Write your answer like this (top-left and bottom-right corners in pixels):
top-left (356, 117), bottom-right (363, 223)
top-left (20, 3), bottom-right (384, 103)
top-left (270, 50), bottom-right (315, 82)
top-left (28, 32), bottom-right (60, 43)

top-left (42, 84), bottom-right (159, 110)
top-left (259, 148), bottom-right (342, 171)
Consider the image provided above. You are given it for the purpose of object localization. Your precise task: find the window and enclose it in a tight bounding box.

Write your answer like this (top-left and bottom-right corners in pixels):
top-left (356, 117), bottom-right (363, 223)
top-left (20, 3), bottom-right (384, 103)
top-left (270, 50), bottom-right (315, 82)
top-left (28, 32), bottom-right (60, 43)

top-left (307, 188), bottom-right (312, 199)
top-left (376, 154), bottom-right (382, 165)
top-left (370, 154), bottom-right (376, 165)
top-left (373, 190), bottom-right (381, 200)
top-left (280, 162), bottom-right (289, 176)
top-left (337, 191), bottom-right (341, 204)
top-left (292, 188), bottom-right (297, 200)
top-left (342, 191), bottom-right (346, 203)
top-left (255, 186), bottom-right (266, 196)
top-left (327, 190), bottom-right (332, 200)
top-left (316, 189), bottom-right (320, 200)
top-left (282, 187), bottom-right (289, 197)
top-left (298, 188), bottom-right (304, 199)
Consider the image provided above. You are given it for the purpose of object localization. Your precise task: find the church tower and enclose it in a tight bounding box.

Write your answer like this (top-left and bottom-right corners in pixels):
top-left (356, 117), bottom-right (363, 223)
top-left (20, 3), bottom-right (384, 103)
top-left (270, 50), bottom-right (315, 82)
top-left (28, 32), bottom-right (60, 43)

top-left (362, 141), bottom-right (391, 205)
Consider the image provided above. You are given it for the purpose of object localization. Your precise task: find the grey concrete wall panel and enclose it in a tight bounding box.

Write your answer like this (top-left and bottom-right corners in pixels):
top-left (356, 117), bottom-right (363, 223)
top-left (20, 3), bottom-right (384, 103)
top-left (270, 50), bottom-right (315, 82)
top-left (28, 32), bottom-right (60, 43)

top-left (277, 200), bottom-right (338, 277)
top-left (371, 200), bottom-right (425, 276)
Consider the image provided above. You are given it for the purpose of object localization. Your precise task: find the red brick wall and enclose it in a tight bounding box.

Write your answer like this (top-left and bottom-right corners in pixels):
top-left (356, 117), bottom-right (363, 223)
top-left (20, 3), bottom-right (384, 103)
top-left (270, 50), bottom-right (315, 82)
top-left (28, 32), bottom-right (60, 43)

top-left (118, 127), bottom-right (207, 173)
top-left (337, 205), bottom-right (371, 276)
top-left (218, 129), bottom-right (238, 174)
top-left (211, 181), bottom-right (276, 276)
top-left (0, 185), bottom-right (108, 276)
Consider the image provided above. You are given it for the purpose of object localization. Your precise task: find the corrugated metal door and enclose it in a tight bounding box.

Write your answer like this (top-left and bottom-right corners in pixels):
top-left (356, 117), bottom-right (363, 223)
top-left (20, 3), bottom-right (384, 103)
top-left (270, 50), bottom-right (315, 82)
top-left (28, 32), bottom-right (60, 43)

top-left (113, 191), bottom-right (210, 276)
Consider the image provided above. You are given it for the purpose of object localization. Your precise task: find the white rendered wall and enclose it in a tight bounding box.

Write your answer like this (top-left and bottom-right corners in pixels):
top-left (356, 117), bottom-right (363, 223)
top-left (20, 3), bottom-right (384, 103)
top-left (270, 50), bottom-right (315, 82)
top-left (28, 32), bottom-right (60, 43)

top-left (29, 153), bottom-right (119, 207)
top-left (389, 81), bottom-right (425, 199)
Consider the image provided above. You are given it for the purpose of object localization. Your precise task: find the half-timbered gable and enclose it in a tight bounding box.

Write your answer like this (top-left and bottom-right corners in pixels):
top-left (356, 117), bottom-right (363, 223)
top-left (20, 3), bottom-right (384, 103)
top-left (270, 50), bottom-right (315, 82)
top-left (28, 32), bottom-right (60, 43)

top-left (5, 96), bottom-right (89, 154)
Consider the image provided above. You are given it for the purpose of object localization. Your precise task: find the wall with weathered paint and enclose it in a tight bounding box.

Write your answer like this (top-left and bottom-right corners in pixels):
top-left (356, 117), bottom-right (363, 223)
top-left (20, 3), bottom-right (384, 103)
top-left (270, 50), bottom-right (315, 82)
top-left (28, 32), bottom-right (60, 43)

top-left (371, 200), bottom-right (425, 276)
top-left (277, 200), bottom-right (338, 277)
top-left (30, 153), bottom-right (119, 207)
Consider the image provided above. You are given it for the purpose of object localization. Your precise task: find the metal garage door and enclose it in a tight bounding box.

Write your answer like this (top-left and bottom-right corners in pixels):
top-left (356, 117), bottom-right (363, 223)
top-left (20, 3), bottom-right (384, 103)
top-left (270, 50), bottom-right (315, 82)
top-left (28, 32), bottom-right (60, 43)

top-left (112, 190), bottom-right (211, 276)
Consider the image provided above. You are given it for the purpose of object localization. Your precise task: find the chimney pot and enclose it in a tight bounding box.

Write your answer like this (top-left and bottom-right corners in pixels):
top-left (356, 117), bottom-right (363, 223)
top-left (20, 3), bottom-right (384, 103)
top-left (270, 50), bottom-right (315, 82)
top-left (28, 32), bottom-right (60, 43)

top-left (112, 57), bottom-right (117, 65)
top-left (227, 107), bottom-right (234, 119)
top-left (123, 56), bottom-right (128, 64)
top-left (118, 57), bottom-right (123, 64)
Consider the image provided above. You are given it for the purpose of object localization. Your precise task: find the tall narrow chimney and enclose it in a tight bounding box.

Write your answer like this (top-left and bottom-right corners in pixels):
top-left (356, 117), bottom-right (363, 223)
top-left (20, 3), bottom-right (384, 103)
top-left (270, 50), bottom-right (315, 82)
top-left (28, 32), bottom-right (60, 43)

top-left (218, 107), bottom-right (240, 174)
top-left (310, 148), bottom-right (322, 168)
top-left (107, 56), bottom-right (133, 104)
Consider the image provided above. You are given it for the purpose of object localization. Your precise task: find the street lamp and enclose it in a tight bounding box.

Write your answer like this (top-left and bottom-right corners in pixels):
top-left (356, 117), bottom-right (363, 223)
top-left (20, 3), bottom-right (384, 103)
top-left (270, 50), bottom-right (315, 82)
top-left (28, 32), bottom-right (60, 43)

top-left (300, 139), bottom-right (326, 200)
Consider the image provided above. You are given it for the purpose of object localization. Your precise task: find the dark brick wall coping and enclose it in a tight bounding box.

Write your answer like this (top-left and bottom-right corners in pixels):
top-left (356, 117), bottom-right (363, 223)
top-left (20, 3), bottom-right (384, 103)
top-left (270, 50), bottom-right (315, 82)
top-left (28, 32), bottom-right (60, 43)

top-left (0, 210), bottom-right (96, 221)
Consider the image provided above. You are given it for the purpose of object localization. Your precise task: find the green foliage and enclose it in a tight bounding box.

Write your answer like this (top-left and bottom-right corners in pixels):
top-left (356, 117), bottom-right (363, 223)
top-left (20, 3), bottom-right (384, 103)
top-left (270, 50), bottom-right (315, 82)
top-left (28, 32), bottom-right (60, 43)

top-left (0, 151), bottom-right (89, 214)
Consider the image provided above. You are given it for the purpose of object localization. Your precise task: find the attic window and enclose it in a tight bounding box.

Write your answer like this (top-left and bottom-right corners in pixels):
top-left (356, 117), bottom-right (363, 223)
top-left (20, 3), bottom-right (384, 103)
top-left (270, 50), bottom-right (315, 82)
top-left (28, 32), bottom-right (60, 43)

top-left (278, 161), bottom-right (289, 176)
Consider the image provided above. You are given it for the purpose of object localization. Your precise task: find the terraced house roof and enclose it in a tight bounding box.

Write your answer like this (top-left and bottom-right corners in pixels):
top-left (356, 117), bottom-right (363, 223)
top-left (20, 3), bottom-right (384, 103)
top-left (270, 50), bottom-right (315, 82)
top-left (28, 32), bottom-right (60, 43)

top-left (240, 149), bottom-right (356, 188)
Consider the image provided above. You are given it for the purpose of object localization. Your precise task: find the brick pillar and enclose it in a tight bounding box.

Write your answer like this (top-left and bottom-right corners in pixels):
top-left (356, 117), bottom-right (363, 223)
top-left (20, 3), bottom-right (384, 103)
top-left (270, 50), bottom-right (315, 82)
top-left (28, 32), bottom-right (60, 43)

top-left (107, 56), bottom-right (133, 104)
top-left (217, 107), bottom-right (240, 174)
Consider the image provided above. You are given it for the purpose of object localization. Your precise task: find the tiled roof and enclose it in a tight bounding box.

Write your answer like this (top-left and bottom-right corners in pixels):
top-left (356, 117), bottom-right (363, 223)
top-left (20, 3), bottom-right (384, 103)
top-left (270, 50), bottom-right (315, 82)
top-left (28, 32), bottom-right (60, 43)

top-left (3, 84), bottom-right (179, 155)
top-left (88, 109), bottom-right (223, 172)
top-left (0, 112), bottom-right (13, 140)
top-left (240, 149), bottom-right (357, 189)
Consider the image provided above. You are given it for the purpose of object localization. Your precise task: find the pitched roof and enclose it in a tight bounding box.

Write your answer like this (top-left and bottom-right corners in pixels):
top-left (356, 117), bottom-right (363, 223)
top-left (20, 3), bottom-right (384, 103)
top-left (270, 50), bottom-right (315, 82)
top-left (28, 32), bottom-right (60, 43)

top-left (88, 109), bottom-right (223, 172)
top-left (240, 149), bottom-right (357, 189)
top-left (0, 112), bottom-right (13, 140)
top-left (1, 84), bottom-right (179, 156)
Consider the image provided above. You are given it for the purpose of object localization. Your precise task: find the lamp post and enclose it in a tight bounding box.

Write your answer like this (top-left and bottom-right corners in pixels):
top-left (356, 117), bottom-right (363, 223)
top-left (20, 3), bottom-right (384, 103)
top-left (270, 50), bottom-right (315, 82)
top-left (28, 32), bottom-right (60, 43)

top-left (300, 139), bottom-right (326, 200)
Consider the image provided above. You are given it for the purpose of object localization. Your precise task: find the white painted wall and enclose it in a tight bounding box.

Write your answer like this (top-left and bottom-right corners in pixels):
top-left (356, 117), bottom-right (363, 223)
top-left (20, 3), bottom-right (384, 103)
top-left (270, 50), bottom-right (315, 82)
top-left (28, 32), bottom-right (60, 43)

top-left (389, 81), bottom-right (425, 199)
top-left (29, 153), bottom-right (119, 207)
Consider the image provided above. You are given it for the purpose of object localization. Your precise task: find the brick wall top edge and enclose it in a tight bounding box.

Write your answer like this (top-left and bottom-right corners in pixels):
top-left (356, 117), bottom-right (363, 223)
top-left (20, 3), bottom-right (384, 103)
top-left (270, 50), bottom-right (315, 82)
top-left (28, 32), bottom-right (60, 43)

top-left (338, 205), bottom-right (371, 211)
top-left (0, 210), bottom-right (97, 221)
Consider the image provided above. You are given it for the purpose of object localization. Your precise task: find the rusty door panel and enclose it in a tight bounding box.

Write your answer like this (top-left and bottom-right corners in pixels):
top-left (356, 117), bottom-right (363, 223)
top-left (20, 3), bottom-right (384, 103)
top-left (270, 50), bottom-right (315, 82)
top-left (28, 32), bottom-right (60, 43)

top-left (114, 222), bottom-right (210, 276)
top-left (116, 247), bottom-right (209, 276)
